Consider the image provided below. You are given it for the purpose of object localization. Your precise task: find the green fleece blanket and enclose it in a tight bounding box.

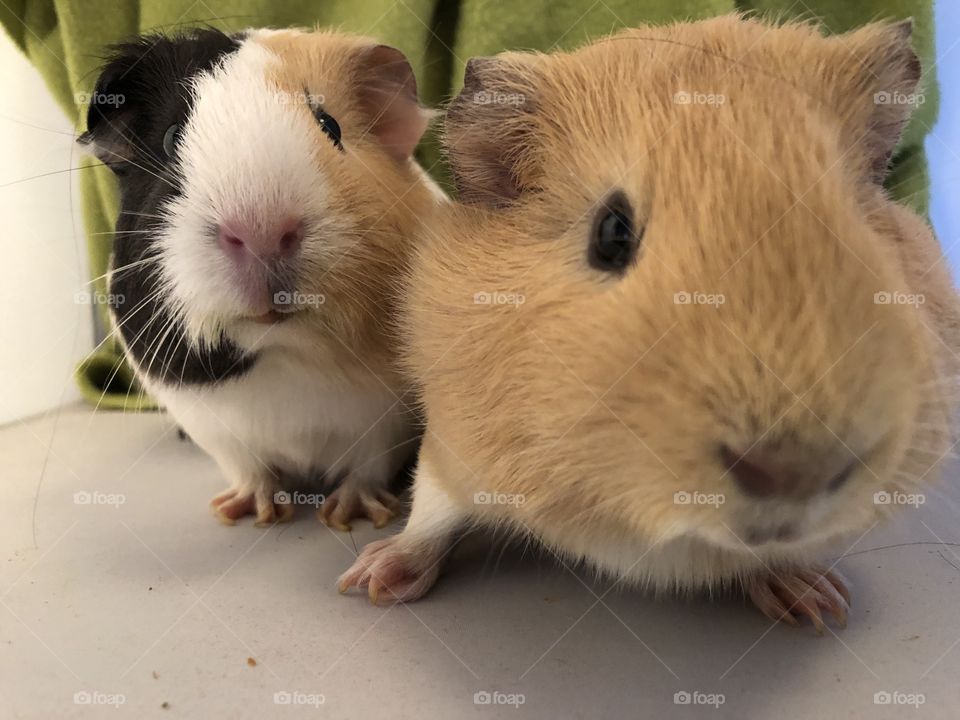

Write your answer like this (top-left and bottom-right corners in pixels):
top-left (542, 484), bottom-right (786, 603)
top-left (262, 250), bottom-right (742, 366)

top-left (0, 0), bottom-right (937, 408)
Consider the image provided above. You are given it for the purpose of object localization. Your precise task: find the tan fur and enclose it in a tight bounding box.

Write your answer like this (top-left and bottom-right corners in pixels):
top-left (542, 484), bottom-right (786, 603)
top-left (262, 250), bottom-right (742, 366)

top-left (253, 29), bottom-right (441, 381)
top-left (405, 16), bottom-right (960, 592)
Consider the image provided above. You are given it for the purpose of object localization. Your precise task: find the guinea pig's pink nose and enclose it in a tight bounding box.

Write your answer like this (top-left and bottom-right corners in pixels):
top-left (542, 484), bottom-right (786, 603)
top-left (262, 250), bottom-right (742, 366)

top-left (720, 443), bottom-right (857, 500)
top-left (217, 217), bottom-right (304, 259)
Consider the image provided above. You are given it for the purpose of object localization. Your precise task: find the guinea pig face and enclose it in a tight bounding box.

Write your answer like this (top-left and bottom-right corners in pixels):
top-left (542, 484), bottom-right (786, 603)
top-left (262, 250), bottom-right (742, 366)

top-left (81, 28), bottom-right (429, 365)
top-left (429, 17), bottom-right (947, 560)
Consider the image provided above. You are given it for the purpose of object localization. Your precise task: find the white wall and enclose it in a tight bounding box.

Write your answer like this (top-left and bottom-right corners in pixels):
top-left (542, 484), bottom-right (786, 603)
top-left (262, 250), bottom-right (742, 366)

top-left (0, 32), bottom-right (93, 424)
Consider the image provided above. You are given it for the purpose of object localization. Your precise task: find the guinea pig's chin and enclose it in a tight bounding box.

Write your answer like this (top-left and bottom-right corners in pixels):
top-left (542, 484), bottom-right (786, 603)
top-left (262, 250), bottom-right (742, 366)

top-left (689, 508), bottom-right (872, 559)
top-left (173, 300), bottom-right (275, 351)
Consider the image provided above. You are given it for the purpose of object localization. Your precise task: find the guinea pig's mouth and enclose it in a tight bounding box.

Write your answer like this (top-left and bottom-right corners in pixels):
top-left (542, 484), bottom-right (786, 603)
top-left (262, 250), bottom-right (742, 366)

top-left (691, 524), bottom-right (817, 558)
top-left (240, 279), bottom-right (314, 325)
top-left (692, 503), bottom-right (828, 553)
top-left (742, 523), bottom-right (799, 546)
top-left (697, 523), bottom-right (801, 552)
top-left (248, 310), bottom-right (295, 324)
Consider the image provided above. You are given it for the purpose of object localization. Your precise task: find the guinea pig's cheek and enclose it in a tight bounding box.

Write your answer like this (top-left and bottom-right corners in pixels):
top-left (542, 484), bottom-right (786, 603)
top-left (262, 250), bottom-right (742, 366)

top-left (154, 201), bottom-right (234, 327)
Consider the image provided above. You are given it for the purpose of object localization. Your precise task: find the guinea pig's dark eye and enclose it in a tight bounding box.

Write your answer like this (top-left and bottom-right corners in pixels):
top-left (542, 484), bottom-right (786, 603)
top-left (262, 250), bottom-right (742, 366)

top-left (304, 88), bottom-right (343, 151)
top-left (162, 124), bottom-right (182, 158)
top-left (589, 191), bottom-right (642, 273)
top-left (312, 107), bottom-right (343, 150)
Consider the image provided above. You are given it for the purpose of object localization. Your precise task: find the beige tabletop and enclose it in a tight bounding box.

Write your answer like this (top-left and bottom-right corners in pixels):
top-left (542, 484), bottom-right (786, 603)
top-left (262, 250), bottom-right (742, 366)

top-left (1, 406), bottom-right (958, 719)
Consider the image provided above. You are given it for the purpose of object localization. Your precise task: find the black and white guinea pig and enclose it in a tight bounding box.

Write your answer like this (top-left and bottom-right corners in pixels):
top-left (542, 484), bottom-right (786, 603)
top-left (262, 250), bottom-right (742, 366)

top-left (79, 27), bottom-right (446, 529)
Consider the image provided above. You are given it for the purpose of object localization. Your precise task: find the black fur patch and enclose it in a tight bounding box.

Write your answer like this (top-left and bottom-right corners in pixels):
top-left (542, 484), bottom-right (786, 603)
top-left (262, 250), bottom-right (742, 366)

top-left (83, 29), bottom-right (256, 386)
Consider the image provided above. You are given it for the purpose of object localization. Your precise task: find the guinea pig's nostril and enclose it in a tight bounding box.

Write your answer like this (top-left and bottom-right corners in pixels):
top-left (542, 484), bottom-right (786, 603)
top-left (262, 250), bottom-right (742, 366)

top-left (720, 443), bottom-right (781, 499)
top-left (217, 218), bottom-right (303, 259)
top-left (217, 225), bottom-right (246, 251)
top-left (277, 224), bottom-right (304, 256)
top-left (721, 440), bottom-right (861, 501)
top-left (826, 459), bottom-right (857, 492)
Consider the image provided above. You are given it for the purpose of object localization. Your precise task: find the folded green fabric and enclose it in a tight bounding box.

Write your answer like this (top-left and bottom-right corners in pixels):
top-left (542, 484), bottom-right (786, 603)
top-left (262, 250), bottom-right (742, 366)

top-left (0, 0), bottom-right (937, 408)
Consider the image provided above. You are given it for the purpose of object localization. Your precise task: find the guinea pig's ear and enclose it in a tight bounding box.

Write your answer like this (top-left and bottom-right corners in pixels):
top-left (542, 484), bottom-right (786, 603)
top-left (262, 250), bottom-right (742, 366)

top-left (76, 40), bottom-right (152, 168)
top-left (829, 19), bottom-right (922, 183)
top-left (443, 56), bottom-right (539, 207)
top-left (353, 45), bottom-right (431, 162)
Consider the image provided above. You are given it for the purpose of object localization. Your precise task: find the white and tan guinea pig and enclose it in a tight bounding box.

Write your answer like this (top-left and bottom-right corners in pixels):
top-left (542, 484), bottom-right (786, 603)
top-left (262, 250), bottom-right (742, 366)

top-left (340, 15), bottom-right (960, 629)
top-left (79, 28), bottom-right (446, 529)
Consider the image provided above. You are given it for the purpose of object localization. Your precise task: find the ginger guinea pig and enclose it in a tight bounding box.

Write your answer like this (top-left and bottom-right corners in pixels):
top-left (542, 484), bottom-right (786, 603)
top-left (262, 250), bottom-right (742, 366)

top-left (80, 28), bottom-right (445, 529)
top-left (340, 16), bottom-right (960, 629)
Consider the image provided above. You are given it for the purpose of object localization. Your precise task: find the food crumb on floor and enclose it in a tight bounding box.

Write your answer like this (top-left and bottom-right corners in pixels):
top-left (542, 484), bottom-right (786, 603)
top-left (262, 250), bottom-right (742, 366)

top-left (247, 657), bottom-right (257, 667)
top-left (161, 701), bottom-right (169, 709)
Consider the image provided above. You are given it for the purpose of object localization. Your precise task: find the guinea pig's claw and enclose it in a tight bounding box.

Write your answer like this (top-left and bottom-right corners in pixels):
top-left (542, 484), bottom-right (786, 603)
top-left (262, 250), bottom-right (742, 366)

top-left (337, 536), bottom-right (442, 605)
top-left (747, 578), bottom-right (798, 626)
top-left (210, 489), bottom-right (255, 524)
top-left (253, 500), bottom-right (295, 527)
top-left (210, 487), bottom-right (293, 527)
top-left (747, 567), bottom-right (851, 633)
top-left (318, 486), bottom-right (399, 532)
top-left (800, 570), bottom-right (849, 629)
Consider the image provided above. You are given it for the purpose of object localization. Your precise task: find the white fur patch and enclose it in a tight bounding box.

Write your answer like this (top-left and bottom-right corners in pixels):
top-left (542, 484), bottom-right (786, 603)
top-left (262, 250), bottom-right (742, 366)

top-left (157, 37), bottom-right (346, 347)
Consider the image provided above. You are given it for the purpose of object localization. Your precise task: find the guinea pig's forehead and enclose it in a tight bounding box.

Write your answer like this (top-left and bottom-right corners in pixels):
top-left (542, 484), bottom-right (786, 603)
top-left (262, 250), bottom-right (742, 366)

top-left (144, 30), bottom-right (244, 96)
top-left (245, 30), bottom-right (357, 99)
top-left (117, 30), bottom-right (245, 139)
top-left (183, 38), bottom-right (294, 122)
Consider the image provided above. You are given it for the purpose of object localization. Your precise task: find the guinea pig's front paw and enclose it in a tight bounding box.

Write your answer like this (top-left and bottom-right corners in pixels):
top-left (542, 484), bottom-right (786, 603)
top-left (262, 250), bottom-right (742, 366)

top-left (745, 567), bottom-right (850, 634)
top-left (210, 485), bottom-right (294, 527)
top-left (337, 536), bottom-right (442, 605)
top-left (318, 483), bottom-right (400, 531)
